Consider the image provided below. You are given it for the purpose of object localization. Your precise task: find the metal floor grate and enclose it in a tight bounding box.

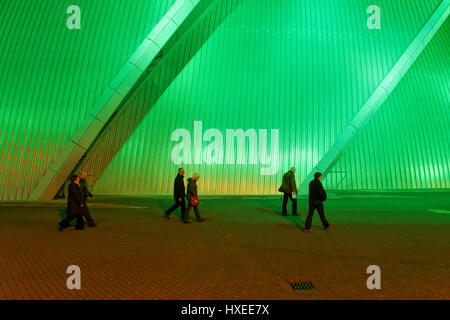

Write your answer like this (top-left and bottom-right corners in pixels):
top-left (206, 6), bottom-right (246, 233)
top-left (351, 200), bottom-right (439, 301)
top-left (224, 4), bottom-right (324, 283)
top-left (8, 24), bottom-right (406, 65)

top-left (291, 281), bottom-right (315, 291)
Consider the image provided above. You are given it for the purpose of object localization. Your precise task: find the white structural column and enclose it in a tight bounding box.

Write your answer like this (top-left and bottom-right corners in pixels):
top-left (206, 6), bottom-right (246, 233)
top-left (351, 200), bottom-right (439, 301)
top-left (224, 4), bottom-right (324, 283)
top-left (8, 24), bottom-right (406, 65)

top-left (298, 0), bottom-right (450, 194)
top-left (30, 0), bottom-right (215, 200)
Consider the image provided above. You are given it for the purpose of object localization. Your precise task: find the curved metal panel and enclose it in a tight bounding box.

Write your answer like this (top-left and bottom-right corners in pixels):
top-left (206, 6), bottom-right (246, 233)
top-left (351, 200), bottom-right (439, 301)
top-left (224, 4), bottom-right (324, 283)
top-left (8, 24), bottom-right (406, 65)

top-left (298, 0), bottom-right (449, 193)
top-left (29, 0), bottom-right (219, 200)
top-left (332, 17), bottom-right (450, 191)
top-left (1, 0), bottom-right (448, 198)
top-left (92, 0), bottom-right (448, 195)
top-left (0, 0), bottom-right (177, 200)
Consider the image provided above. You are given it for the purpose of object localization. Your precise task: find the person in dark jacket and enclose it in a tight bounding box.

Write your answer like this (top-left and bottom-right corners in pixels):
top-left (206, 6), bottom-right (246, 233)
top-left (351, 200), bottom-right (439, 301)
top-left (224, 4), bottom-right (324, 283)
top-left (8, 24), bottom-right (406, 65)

top-left (304, 172), bottom-right (332, 233)
top-left (164, 168), bottom-right (187, 220)
top-left (278, 167), bottom-right (298, 216)
top-left (79, 172), bottom-right (97, 227)
top-left (58, 175), bottom-right (86, 231)
top-left (184, 173), bottom-right (204, 224)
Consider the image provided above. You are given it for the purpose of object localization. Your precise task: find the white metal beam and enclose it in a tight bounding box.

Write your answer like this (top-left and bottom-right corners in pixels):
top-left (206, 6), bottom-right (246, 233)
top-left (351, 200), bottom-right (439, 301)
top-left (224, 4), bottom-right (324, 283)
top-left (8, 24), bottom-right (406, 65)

top-left (298, 0), bottom-right (449, 194)
top-left (30, 0), bottom-right (215, 200)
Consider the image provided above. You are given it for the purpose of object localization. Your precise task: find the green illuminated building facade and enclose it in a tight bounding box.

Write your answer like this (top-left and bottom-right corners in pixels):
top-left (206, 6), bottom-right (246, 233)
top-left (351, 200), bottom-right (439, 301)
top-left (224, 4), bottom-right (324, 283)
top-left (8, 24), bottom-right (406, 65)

top-left (0, 0), bottom-right (448, 199)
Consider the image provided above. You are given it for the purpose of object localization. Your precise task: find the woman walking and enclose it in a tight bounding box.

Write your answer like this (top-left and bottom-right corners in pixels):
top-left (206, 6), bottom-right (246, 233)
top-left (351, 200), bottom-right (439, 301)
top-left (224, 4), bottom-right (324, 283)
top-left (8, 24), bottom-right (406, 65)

top-left (184, 173), bottom-right (205, 224)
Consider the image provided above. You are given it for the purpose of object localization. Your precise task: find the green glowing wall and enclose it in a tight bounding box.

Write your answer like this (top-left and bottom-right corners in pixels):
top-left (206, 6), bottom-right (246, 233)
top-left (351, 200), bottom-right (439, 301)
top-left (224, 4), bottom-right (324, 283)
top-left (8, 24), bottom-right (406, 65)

top-left (334, 19), bottom-right (450, 190)
top-left (0, 0), bottom-right (176, 200)
top-left (0, 0), bottom-right (448, 199)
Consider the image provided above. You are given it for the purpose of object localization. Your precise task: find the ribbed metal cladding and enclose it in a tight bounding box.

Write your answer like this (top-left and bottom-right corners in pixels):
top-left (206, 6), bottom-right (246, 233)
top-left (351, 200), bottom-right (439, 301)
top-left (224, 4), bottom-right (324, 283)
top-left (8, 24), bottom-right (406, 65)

top-left (0, 0), bottom-right (176, 200)
top-left (91, 0), bottom-right (447, 195)
top-left (1, 1), bottom-right (448, 198)
top-left (333, 18), bottom-right (450, 191)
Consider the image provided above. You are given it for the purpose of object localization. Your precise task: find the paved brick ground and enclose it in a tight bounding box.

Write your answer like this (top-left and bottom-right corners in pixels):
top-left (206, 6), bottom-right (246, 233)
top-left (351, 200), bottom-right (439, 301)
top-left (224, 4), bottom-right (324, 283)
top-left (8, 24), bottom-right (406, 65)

top-left (0, 192), bottom-right (449, 300)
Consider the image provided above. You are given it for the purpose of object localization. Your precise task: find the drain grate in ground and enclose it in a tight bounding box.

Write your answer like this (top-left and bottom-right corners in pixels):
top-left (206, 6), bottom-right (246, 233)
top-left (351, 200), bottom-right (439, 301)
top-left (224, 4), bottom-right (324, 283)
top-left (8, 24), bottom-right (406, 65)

top-left (290, 281), bottom-right (315, 290)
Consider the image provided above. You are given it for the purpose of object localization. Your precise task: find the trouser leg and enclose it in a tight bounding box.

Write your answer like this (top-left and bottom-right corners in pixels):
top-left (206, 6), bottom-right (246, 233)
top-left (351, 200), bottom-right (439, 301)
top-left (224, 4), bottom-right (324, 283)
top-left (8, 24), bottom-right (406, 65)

top-left (59, 215), bottom-right (76, 229)
top-left (180, 198), bottom-right (186, 220)
top-left (192, 206), bottom-right (201, 220)
top-left (166, 200), bottom-right (180, 215)
top-left (282, 193), bottom-right (290, 216)
top-left (291, 197), bottom-right (297, 215)
top-left (82, 208), bottom-right (95, 225)
top-left (315, 202), bottom-right (330, 229)
top-left (305, 202), bottom-right (315, 230)
top-left (75, 215), bottom-right (85, 229)
top-left (184, 202), bottom-right (192, 222)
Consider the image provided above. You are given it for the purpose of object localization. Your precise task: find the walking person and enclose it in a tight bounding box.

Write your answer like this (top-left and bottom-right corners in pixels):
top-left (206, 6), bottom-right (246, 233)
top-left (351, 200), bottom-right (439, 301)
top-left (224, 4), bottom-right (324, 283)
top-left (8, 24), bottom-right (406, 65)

top-left (79, 172), bottom-right (97, 227)
top-left (58, 175), bottom-right (87, 231)
top-left (304, 172), bottom-right (332, 233)
top-left (184, 173), bottom-right (204, 224)
top-left (278, 167), bottom-right (298, 216)
top-left (164, 168), bottom-right (187, 220)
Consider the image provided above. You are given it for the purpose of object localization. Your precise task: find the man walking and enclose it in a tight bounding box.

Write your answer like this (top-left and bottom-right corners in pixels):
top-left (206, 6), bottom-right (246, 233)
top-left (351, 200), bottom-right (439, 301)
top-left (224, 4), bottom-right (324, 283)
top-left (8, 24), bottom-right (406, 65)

top-left (165, 168), bottom-right (186, 220)
top-left (304, 172), bottom-right (332, 233)
top-left (184, 173), bottom-right (204, 224)
top-left (278, 167), bottom-right (298, 216)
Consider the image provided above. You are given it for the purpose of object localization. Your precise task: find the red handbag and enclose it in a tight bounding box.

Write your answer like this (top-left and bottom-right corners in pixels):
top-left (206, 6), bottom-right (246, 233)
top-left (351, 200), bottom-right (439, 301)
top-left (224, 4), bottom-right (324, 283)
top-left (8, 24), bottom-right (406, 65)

top-left (190, 196), bottom-right (200, 206)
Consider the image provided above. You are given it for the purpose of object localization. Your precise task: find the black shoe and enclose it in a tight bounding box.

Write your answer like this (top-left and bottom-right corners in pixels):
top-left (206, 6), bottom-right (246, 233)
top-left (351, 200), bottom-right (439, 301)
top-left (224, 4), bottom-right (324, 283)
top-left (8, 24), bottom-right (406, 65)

top-left (197, 218), bottom-right (205, 222)
top-left (183, 221), bottom-right (191, 224)
top-left (75, 227), bottom-right (84, 230)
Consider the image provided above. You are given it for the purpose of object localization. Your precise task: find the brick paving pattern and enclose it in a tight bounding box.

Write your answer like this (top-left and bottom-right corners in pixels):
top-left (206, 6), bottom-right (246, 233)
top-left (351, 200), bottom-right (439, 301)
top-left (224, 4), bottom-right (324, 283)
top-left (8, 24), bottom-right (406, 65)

top-left (0, 193), bottom-right (449, 299)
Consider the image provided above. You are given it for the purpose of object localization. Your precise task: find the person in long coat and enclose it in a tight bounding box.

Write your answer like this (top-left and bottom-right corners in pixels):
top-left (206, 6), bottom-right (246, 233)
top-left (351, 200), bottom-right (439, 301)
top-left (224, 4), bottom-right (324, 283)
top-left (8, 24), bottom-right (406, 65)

top-left (278, 167), bottom-right (298, 216)
top-left (58, 175), bottom-right (87, 231)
